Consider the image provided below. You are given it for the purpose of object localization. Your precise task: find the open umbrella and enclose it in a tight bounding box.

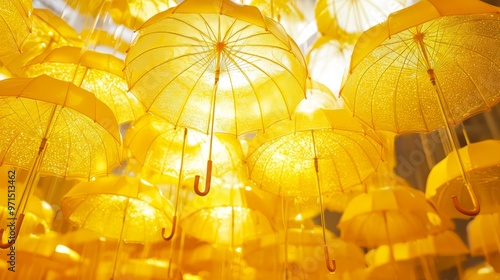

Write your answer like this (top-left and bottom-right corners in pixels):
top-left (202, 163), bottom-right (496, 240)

top-left (426, 140), bottom-right (500, 219)
top-left (247, 96), bottom-right (383, 272)
top-left (24, 46), bottom-right (145, 124)
top-left (464, 262), bottom-right (500, 280)
top-left (124, 113), bottom-right (245, 240)
top-left (0, 75), bottom-right (121, 248)
top-left (340, 0), bottom-right (500, 216)
top-left (0, 0), bottom-right (32, 58)
top-left (245, 226), bottom-right (366, 279)
top-left (61, 175), bottom-right (174, 279)
top-left (180, 183), bottom-right (274, 247)
top-left (124, 0), bottom-right (308, 195)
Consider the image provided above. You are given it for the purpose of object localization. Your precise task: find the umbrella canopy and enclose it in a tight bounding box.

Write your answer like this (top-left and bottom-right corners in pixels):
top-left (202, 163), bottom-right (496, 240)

top-left (24, 46), bottom-right (145, 124)
top-left (0, 74), bottom-right (121, 178)
top-left (338, 185), bottom-right (430, 248)
top-left (340, 0), bottom-right (500, 216)
top-left (314, 0), bottom-right (408, 39)
top-left (341, 0), bottom-right (500, 133)
top-left (247, 107), bottom-right (383, 197)
top-left (427, 140), bottom-right (500, 219)
top-left (124, 0), bottom-right (307, 136)
top-left (468, 213), bottom-right (500, 272)
top-left (180, 183), bottom-right (274, 246)
top-left (0, 8), bottom-right (82, 76)
top-left (0, 0), bottom-right (32, 58)
top-left (245, 226), bottom-right (366, 278)
top-left (61, 175), bottom-right (174, 243)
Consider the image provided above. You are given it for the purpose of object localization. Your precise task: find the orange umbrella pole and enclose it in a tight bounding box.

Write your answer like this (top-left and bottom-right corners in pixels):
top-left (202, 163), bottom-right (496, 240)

top-left (311, 131), bottom-right (336, 273)
top-left (454, 256), bottom-right (463, 280)
top-left (162, 128), bottom-right (188, 241)
top-left (416, 34), bottom-right (480, 216)
top-left (383, 212), bottom-right (399, 279)
top-left (194, 39), bottom-right (224, 196)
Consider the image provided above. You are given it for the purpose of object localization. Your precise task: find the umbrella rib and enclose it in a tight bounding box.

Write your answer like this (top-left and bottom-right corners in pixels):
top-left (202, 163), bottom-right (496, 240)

top-left (127, 49), bottom-right (212, 89)
top-left (226, 50), bottom-right (302, 118)
top-left (350, 38), bottom-right (417, 118)
top-left (453, 60), bottom-right (491, 109)
top-left (61, 111), bottom-right (75, 178)
top-left (224, 57), bottom-right (239, 135)
top-left (0, 13), bottom-right (22, 50)
top-left (6, 98), bottom-right (44, 138)
top-left (168, 16), bottom-right (214, 43)
top-left (368, 41), bottom-right (416, 130)
top-left (198, 14), bottom-right (218, 44)
top-left (137, 30), bottom-right (209, 45)
top-left (331, 132), bottom-right (373, 186)
top-left (0, 130), bottom-right (26, 165)
top-left (228, 48), bottom-right (305, 89)
top-left (414, 52), bottom-right (431, 132)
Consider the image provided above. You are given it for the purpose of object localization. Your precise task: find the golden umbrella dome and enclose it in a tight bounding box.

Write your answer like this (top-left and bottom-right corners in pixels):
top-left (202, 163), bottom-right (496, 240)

top-left (468, 213), bottom-right (500, 272)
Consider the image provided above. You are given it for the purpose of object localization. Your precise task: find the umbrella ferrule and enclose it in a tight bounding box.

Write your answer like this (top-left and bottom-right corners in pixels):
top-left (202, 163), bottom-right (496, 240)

top-left (427, 69), bottom-right (436, 85)
top-left (39, 138), bottom-right (47, 154)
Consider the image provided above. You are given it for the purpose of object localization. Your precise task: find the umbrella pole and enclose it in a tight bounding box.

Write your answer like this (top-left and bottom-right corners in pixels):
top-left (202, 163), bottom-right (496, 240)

top-left (419, 256), bottom-right (433, 280)
top-left (311, 131), bottom-right (336, 273)
top-left (110, 198), bottom-right (130, 280)
top-left (416, 35), bottom-right (479, 216)
top-left (281, 197), bottom-right (289, 279)
top-left (194, 25), bottom-right (225, 197)
top-left (489, 214), bottom-right (500, 254)
top-left (0, 120), bottom-right (52, 248)
top-left (162, 128), bottom-right (188, 241)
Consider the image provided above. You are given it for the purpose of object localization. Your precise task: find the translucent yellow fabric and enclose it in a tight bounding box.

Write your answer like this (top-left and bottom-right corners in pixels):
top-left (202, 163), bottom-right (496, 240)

top-left (245, 226), bottom-right (366, 277)
top-left (61, 176), bottom-right (174, 243)
top-left (314, 0), bottom-right (407, 42)
top-left (468, 213), bottom-right (500, 272)
top-left (124, 113), bottom-right (245, 183)
top-left (24, 46), bottom-right (145, 124)
top-left (426, 140), bottom-right (500, 219)
top-left (1, 9), bottom-right (82, 76)
top-left (0, 0), bottom-right (32, 58)
top-left (341, 0), bottom-right (500, 133)
top-left (125, 0), bottom-right (307, 136)
top-left (0, 75), bottom-right (121, 179)
top-left (463, 263), bottom-right (500, 280)
top-left (338, 185), bottom-right (429, 248)
top-left (180, 184), bottom-right (274, 246)
top-left (247, 107), bottom-right (383, 197)
top-left (65, 0), bottom-right (178, 30)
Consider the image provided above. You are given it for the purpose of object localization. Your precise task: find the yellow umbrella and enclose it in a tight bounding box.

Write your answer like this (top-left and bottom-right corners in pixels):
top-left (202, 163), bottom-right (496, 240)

top-left (468, 213), bottom-right (500, 272)
top-left (61, 175), bottom-right (174, 279)
top-left (247, 97), bottom-right (383, 272)
top-left (0, 0), bottom-right (32, 58)
top-left (245, 226), bottom-right (366, 279)
top-left (124, 113), bottom-right (245, 240)
top-left (314, 0), bottom-right (408, 39)
top-left (180, 183), bottom-right (274, 247)
top-left (368, 230), bottom-right (469, 280)
top-left (0, 8), bottom-right (82, 76)
top-left (24, 46), bottom-right (145, 124)
top-left (427, 140), bottom-right (500, 219)
top-left (464, 262), bottom-right (500, 280)
top-left (338, 185), bottom-right (430, 248)
top-left (340, 0), bottom-right (500, 216)
top-left (0, 75), bottom-right (121, 248)
top-left (124, 0), bottom-right (308, 195)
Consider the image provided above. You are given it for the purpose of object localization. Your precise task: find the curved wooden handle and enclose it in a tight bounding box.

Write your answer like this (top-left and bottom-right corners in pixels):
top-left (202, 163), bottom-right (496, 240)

top-left (0, 214), bottom-right (25, 249)
top-left (324, 246), bottom-right (336, 273)
top-left (161, 216), bottom-right (177, 241)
